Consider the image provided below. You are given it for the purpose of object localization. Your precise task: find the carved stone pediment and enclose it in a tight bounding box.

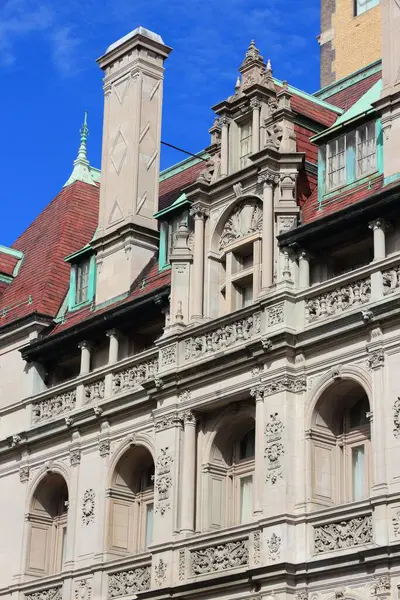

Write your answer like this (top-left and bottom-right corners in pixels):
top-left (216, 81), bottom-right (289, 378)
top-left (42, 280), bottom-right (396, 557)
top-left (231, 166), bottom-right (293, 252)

top-left (219, 200), bottom-right (262, 250)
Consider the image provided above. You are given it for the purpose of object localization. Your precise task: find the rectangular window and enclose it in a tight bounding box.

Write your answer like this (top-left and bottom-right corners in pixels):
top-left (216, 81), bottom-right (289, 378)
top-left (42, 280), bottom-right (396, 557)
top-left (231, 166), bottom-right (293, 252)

top-left (355, 0), bottom-right (379, 15)
top-left (240, 122), bottom-right (252, 169)
top-left (357, 122), bottom-right (376, 177)
top-left (75, 260), bottom-right (90, 305)
top-left (327, 135), bottom-right (346, 190)
top-left (145, 503), bottom-right (154, 548)
top-left (351, 445), bottom-right (366, 501)
top-left (239, 475), bottom-right (253, 523)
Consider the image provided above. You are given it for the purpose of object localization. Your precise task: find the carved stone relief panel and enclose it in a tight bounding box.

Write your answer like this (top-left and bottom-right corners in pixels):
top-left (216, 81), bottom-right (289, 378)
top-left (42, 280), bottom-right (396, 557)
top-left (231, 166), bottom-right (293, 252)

top-left (219, 200), bottom-right (263, 250)
top-left (313, 515), bottom-right (372, 553)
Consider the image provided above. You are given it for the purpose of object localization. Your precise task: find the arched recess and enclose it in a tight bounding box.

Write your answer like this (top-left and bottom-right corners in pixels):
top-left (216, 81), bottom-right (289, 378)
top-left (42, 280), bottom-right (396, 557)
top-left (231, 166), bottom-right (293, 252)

top-left (201, 404), bottom-right (255, 530)
top-left (208, 195), bottom-right (263, 317)
top-left (107, 444), bottom-right (155, 557)
top-left (308, 373), bottom-right (371, 509)
top-left (25, 472), bottom-right (69, 576)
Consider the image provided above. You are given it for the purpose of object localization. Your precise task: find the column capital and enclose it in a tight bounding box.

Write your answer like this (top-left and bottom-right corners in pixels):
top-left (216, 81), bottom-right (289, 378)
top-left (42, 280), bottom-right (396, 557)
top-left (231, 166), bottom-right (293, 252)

top-left (106, 328), bottom-right (119, 338)
top-left (219, 115), bottom-right (231, 127)
top-left (298, 249), bottom-right (310, 260)
top-left (180, 410), bottom-right (196, 425)
top-left (78, 340), bottom-right (91, 351)
top-left (258, 169), bottom-right (279, 186)
top-left (368, 218), bottom-right (388, 231)
top-left (189, 203), bottom-right (209, 220)
top-left (250, 384), bottom-right (265, 402)
top-left (250, 97), bottom-right (261, 109)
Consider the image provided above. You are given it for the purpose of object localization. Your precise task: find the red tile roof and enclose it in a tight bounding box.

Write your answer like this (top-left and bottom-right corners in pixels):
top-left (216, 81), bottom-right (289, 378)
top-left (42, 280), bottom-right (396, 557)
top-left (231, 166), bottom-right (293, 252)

top-left (290, 93), bottom-right (338, 128)
top-left (302, 175), bottom-right (384, 224)
top-left (295, 124), bottom-right (318, 164)
top-left (322, 71), bottom-right (381, 111)
top-left (0, 181), bottom-right (100, 326)
top-left (158, 160), bottom-right (206, 212)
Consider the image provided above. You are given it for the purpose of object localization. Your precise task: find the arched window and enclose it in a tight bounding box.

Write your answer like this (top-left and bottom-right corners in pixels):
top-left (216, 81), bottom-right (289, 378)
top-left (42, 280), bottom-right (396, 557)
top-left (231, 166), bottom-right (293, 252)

top-left (202, 412), bottom-right (255, 530)
top-left (217, 200), bottom-right (263, 314)
top-left (26, 473), bottom-right (68, 576)
top-left (310, 380), bottom-right (371, 508)
top-left (108, 445), bottom-right (154, 556)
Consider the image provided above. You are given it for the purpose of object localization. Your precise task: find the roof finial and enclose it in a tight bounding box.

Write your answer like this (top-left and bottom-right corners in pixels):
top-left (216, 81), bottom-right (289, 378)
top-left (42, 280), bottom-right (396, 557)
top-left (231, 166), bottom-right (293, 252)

top-left (235, 76), bottom-right (241, 91)
top-left (266, 58), bottom-right (272, 73)
top-left (63, 110), bottom-right (98, 188)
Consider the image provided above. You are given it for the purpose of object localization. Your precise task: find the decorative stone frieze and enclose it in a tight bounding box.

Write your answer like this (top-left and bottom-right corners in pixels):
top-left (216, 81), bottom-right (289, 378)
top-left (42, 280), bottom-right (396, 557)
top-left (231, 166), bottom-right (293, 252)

top-left (160, 345), bottom-right (177, 367)
top-left (75, 579), bottom-right (92, 600)
top-left (267, 532), bottom-right (281, 560)
top-left (219, 200), bottom-right (263, 250)
top-left (184, 312), bottom-right (261, 360)
top-left (306, 278), bottom-right (371, 323)
top-left (252, 530), bottom-right (261, 565)
top-left (154, 558), bottom-right (167, 586)
top-left (98, 439), bottom-right (110, 457)
top-left (383, 264), bottom-right (400, 295)
top-left (295, 592), bottom-right (308, 600)
top-left (277, 215), bottom-right (297, 234)
top-left (264, 375), bottom-right (307, 396)
top-left (84, 379), bottom-right (105, 404)
top-left (267, 303), bottom-right (284, 326)
top-left (265, 413), bottom-right (285, 484)
top-left (155, 413), bottom-right (180, 431)
top-left (112, 358), bottom-right (158, 394)
top-left (367, 349), bottom-right (385, 369)
top-left (313, 515), bottom-right (372, 553)
top-left (70, 447), bottom-right (81, 467)
top-left (25, 588), bottom-right (62, 600)
top-left (393, 398), bottom-right (400, 437)
top-left (257, 169), bottom-right (280, 186)
top-left (108, 566), bottom-right (151, 598)
top-left (190, 539), bottom-right (249, 575)
top-left (32, 390), bottom-right (76, 423)
top-left (155, 447), bottom-right (173, 515)
top-left (178, 389), bottom-right (191, 402)
top-left (392, 509), bottom-right (400, 536)
top-left (178, 550), bottom-right (186, 581)
top-left (371, 576), bottom-right (390, 596)
top-left (81, 489), bottom-right (95, 525)
top-left (19, 466), bottom-right (30, 483)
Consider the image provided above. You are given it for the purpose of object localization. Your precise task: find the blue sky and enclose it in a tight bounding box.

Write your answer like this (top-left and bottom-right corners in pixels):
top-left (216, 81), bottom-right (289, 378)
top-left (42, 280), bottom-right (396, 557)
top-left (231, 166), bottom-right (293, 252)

top-left (0, 0), bottom-right (321, 245)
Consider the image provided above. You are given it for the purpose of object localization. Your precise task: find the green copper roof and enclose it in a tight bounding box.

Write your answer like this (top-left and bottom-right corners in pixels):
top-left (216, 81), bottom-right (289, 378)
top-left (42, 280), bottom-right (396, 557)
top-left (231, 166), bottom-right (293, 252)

top-left (311, 80), bottom-right (382, 143)
top-left (154, 192), bottom-right (189, 219)
top-left (314, 60), bottom-right (381, 101)
top-left (64, 111), bottom-right (98, 188)
top-left (159, 151), bottom-right (209, 182)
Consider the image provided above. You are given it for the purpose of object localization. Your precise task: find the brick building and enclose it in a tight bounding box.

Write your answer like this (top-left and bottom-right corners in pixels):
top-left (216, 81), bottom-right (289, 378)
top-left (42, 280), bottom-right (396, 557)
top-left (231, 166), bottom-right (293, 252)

top-left (0, 5), bottom-right (400, 600)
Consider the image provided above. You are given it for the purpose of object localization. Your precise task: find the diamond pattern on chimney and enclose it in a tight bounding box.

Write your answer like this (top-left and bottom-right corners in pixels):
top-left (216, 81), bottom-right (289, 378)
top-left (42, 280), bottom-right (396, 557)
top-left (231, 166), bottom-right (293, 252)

top-left (110, 129), bottom-right (128, 174)
top-left (114, 77), bottom-right (130, 105)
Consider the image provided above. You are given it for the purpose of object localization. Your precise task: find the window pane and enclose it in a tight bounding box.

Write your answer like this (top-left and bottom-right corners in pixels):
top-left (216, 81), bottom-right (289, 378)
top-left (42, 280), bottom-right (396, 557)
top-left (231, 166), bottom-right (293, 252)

top-left (355, 0), bottom-right (379, 15)
top-left (243, 284), bottom-right (253, 307)
top-left (240, 428), bottom-right (255, 459)
top-left (76, 260), bottom-right (90, 304)
top-left (352, 446), bottom-right (366, 500)
top-left (326, 136), bottom-right (346, 190)
top-left (60, 526), bottom-right (67, 568)
top-left (240, 476), bottom-right (253, 523)
top-left (240, 121), bottom-right (252, 168)
top-left (357, 122), bottom-right (376, 176)
top-left (145, 503), bottom-right (154, 548)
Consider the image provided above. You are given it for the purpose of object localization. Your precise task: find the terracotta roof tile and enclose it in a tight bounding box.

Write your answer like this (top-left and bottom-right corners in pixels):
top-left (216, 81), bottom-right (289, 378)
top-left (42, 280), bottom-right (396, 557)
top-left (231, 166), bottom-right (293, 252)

top-left (302, 175), bottom-right (384, 224)
top-left (323, 71), bottom-right (381, 111)
top-left (158, 160), bottom-right (206, 212)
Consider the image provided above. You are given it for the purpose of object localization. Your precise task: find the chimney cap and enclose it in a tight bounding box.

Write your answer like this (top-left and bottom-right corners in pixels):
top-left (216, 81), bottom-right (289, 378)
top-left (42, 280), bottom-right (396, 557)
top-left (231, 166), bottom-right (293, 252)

top-left (106, 26), bottom-right (164, 53)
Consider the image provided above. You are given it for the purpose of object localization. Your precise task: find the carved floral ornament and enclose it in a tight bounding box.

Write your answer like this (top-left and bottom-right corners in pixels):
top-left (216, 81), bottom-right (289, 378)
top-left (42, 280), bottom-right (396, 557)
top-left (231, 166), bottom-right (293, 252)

top-left (313, 515), bottom-right (372, 553)
top-left (81, 489), bottom-right (95, 525)
top-left (219, 200), bottom-right (263, 250)
top-left (108, 566), bottom-right (151, 598)
top-left (190, 539), bottom-right (249, 575)
top-left (25, 589), bottom-right (62, 600)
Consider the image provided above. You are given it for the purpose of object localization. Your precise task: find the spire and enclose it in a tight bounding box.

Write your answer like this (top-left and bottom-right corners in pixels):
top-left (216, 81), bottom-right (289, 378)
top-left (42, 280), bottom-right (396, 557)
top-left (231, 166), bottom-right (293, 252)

top-left (239, 39), bottom-right (264, 71)
top-left (238, 39), bottom-right (266, 88)
top-left (64, 111), bottom-right (97, 188)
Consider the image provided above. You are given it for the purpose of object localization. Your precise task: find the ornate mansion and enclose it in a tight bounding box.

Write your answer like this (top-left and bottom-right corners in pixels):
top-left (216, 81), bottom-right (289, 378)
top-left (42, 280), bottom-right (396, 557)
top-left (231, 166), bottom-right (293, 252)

top-left (0, 4), bottom-right (400, 600)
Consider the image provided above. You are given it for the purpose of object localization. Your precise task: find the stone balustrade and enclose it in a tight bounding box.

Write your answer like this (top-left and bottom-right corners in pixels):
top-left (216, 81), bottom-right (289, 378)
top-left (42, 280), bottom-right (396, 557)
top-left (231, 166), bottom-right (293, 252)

top-left (305, 276), bottom-right (371, 323)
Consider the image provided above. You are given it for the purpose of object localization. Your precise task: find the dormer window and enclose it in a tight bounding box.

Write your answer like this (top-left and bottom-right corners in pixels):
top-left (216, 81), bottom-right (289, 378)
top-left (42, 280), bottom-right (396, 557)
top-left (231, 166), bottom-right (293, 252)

top-left (325, 121), bottom-right (378, 192)
top-left (76, 260), bottom-right (90, 304)
top-left (239, 121), bottom-right (252, 169)
top-left (357, 122), bottom-right (376, 176)
top-left (354, 0), bottom-right (379, 16)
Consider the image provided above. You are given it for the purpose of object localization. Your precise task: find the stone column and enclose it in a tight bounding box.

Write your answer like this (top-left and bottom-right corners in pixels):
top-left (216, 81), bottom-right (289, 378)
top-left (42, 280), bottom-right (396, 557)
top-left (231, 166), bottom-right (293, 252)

top-left (251, 98), bottom-right (261, 155)
top-left (180, 411), bottom-right (197, 533)
top-left (189, 205), bottom-right (208, 320)
top-left (368, 348), bottom-right (387, 492)
top-left (258, 171), bottom-right (279, 291)
top-left (369, 219), bottom-right (387, 261)
top-left (79, 341), bottom-right (91, 375)
top-left (298, 250), bottom-right (310, 289)
top-left (107, 329), bottom-right (119, 364)
top-left (220, 116), bottom-right (230, 177)
top-left (250, 385), bottom-right (265, 515)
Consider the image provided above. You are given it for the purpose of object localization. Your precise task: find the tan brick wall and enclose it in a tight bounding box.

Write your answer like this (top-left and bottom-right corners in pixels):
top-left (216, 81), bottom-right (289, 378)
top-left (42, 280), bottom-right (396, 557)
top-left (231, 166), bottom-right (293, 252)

top-left (332, 0), bottom-right (381, 81)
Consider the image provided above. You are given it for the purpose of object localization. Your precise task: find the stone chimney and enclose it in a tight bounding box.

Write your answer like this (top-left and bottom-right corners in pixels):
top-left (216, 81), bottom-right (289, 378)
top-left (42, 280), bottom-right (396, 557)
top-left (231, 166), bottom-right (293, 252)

top-left (93, 27), bottom-right (172, 304)
top-left (375, 0), bottom-right (400, 184)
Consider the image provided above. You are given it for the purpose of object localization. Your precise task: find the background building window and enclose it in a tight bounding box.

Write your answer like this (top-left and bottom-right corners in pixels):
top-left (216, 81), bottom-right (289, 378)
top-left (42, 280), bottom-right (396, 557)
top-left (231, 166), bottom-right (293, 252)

top-left (357, 122), bottom-right (376, 176)
top-left (355, 0), bottom-right (379, 16)
top-left (240, 122), bottom-right (252, 169)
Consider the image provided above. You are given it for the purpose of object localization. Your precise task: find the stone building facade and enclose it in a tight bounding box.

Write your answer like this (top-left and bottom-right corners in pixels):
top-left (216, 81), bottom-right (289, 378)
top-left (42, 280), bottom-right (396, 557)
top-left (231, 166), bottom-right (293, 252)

top-left (0, 7), bottom-right (400, 600)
